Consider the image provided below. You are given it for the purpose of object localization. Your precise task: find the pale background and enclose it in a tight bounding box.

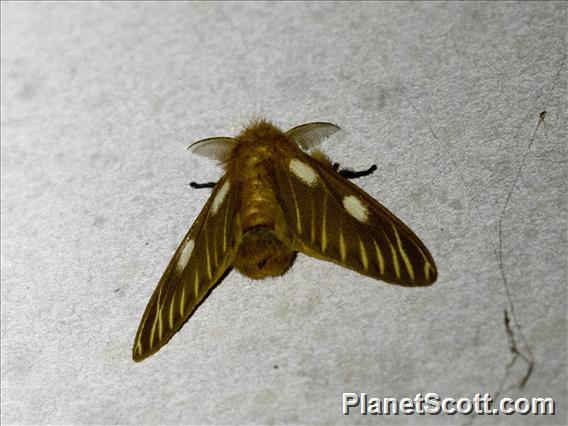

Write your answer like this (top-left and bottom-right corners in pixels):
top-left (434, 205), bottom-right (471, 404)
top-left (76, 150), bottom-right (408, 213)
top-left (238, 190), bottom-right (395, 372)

top-left (1, 2), bottom-right (566, 425)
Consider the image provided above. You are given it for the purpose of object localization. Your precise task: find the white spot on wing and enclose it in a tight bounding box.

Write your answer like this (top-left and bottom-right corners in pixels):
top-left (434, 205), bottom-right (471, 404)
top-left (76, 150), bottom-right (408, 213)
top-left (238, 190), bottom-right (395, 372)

top-left (289, 159), bottom-right (318, 186)
top-left (212, 181), bottom-right (230, 215)
top-left (343, 195), bottom-right (369, 223)
top-left (177, 239), bottom-right (194, 271)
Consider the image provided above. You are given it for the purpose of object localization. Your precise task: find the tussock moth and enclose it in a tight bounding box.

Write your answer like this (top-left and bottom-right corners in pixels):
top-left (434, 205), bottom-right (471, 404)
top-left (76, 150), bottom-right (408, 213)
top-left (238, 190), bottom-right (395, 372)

top-left (133, 119), bottom-right (436, 362)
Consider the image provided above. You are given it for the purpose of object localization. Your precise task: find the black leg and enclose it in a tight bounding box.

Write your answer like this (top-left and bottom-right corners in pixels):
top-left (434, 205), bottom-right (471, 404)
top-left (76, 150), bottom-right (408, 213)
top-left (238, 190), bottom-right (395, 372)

top-left (189, 181), bottom-right (217, 189)
top-left (333, 163), bottom-right (377, 179)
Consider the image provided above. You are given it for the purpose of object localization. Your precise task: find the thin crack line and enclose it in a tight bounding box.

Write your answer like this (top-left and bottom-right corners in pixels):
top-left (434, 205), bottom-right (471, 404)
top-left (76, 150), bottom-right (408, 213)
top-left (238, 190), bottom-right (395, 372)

top-left (402, 51), bottom-right (565, 399)
top-left (445, 52), bottom-right (564, 426)
top-left (495, 117), bottom-right (541, 375)
top-left (404, 93), bottom-right (503, 426)
top-left (543, 53), bottom-right (567, 109)
top-left (495, 51), bottom-right (566, 386)
top-left (402, 90), bottom-right (488, 237)
top-left (403, 91), bottom-right (484, 221)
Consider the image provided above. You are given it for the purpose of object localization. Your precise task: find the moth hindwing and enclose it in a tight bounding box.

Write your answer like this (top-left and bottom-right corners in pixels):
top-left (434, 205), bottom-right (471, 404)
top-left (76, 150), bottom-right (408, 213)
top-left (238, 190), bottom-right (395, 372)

top-left (133, 119), bottom-right (436, 362)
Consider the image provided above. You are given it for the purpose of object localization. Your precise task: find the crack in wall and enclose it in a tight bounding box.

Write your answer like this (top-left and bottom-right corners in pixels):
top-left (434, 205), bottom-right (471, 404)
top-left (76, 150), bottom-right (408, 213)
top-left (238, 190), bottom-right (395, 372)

top-left (491, 52), bottom-right (566, 406)
top-left (403, 52), bottom-right (565, 424)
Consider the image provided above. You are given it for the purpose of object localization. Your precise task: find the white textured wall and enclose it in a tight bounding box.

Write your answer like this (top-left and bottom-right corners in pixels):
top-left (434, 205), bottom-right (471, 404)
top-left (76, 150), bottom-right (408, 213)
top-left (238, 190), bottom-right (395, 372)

top-left (1, 2), bottom-right (566, 424)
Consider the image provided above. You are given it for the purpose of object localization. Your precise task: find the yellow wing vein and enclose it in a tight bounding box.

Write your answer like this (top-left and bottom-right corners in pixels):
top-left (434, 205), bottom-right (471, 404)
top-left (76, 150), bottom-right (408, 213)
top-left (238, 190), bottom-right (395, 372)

top-left (406, 234), bottom-right (436, 282)
top-left (206, 238), bottom-right (212, 280)
top-left (382, 229), bottom-right (400, 279)
top-left (372, 239), bottom-right (385, 275)
top-left (321, 191), bottom-right (328, 252)
top-left (157, 305), bottom-right (164, 340)
top-left (179, 286), bottom-right (186, 317)
top-left (358, 237), bottom-right (369, 271)
top-left (213, 229), bottom-right (219, 268)
top-left (391, 224), bottom-right (414, 282)
top-left (168, 298), bottom-right (175, 329)
top-left (149, 307), bottom-right (159, 349)
top-left (194, 269), bottom-right (199, 299)
top-left (223, 201), bottom-right (229, 252)
top-left (287, 174), bottom-right (302, 233)
top-left (339, 228), bottom-right (347, 262)
top-left (310, 199), bottom-right (316, 243)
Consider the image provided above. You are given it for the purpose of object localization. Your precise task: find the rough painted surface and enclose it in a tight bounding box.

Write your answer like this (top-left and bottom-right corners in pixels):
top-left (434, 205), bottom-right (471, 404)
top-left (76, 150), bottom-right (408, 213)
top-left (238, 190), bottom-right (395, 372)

top-left (1, 2), bottom-right (566, 424)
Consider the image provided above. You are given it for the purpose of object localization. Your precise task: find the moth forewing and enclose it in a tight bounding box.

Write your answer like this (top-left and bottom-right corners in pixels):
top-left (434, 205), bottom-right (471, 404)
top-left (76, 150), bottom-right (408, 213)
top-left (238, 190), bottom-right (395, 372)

top-left (132, 176), bottom-right (242, 362)
top-left (272, 149), bottom-right (436, 286)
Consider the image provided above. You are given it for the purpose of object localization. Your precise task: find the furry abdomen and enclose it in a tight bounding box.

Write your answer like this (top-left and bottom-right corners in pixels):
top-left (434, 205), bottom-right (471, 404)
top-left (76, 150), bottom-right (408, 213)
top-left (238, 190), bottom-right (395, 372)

top-left (233, 227), bottom-right (295, 279)
top-left (227, 121), bottom-right (300, 279)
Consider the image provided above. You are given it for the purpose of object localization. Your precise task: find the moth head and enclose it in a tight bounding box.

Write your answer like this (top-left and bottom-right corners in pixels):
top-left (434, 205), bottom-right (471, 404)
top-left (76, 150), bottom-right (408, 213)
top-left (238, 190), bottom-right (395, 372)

top-left (235, 118), bottom-right (289, 146)
top-left (188, 120), bottom-right (344, 163)
top-left (188, 119), bottom-right (287, 163)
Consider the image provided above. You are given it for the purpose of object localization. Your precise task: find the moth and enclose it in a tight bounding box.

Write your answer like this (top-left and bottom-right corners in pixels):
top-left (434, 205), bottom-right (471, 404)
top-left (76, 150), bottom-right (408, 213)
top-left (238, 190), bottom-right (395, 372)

top-left (133, 119), bottom-right (437, 362)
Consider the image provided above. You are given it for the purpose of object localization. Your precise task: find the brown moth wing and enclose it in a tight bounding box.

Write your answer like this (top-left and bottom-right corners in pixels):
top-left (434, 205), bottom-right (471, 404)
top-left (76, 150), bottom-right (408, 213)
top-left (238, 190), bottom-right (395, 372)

top-left (272, 152), bottom-right (437, 286)
top-left (132, 176), bottom-right (242, 361)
